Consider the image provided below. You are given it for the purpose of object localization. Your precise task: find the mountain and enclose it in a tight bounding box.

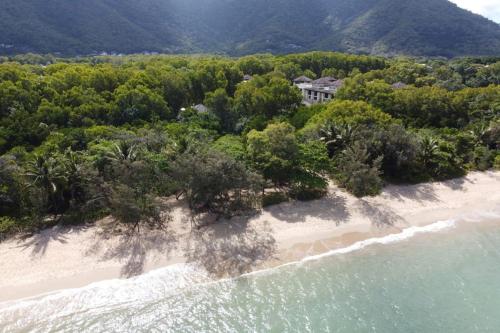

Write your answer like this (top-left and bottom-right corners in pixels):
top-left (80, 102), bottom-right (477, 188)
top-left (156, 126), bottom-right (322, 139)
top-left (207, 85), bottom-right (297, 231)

top-left (1, 0), bottom-right (499, 57)
top-left (0, 0), bottom-right (189, 54)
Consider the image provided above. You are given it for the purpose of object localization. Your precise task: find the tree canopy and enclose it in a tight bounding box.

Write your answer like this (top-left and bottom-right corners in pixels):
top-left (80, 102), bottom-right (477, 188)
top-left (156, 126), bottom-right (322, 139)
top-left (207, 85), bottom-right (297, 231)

top-left (0, 52), bottom-right (498, 238)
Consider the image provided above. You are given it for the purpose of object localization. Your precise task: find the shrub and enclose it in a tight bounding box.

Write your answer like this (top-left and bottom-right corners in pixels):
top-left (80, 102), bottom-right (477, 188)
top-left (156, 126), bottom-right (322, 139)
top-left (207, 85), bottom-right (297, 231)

top-left (417, 135), bottom-right (466, 180)
top-left (211, 135), bottom-right (246, 161)
top-left (263, 192), bottom-right (289, 207)
top-left (334, 142), bottom-right (384, 197)
top-left (494, 155), bottom-right (500, 170)
top-left (290, 104), bottom-right (325, 129)
top-left (107, 184), bottom-right (166, 231)
top-left (471, 146), bottom-right (494, 171)
top-left (0, 216), bottom-right (17, 240)
top-left (290, 184), bottom-right (327, 201)
top-left (171, 148), bottom-right (264, 222)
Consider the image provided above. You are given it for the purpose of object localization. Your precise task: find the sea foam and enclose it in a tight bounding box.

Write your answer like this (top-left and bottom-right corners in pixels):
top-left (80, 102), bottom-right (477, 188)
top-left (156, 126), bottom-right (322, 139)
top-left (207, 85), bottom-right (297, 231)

top-left (243, 219), bottom-right (458, 278)
top-left (1, 219), bottom-right (459, 312)
top-left (302, 219), bottom-right (456, 262)
top-left (0, 217), bottom-right (486, 332)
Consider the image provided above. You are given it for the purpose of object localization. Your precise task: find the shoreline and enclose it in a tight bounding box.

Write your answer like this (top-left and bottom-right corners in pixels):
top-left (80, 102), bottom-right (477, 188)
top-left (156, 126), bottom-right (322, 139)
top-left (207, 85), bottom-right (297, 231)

top-left (1, 171), bottom-right (499, 303)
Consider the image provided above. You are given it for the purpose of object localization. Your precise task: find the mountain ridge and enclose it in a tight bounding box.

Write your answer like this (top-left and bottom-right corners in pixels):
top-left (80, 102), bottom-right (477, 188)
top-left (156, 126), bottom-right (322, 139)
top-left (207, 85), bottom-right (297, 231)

top-left (0, 0), bottom-right (499, 57)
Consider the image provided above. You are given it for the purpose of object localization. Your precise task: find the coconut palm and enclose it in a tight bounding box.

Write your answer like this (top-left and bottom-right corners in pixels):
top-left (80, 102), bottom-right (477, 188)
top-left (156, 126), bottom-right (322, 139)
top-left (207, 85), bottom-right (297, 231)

top-left (0, 155), bottom-right (21, 215)
top-left (108, 141), bottom-right (141, 163)
top-left (65, 149), bottom-right (98, 207)
top-left (24, 154), bottom-right (69, 214)
top-left (419, 136), bottom-right (440, 169)
top-left (319, 122), bottom-right (355, 157)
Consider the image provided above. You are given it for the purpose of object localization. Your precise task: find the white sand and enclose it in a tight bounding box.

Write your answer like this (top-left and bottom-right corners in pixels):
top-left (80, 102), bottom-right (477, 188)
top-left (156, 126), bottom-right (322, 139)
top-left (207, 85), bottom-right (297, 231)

top-left (1, 171), bottom-right (499, 302)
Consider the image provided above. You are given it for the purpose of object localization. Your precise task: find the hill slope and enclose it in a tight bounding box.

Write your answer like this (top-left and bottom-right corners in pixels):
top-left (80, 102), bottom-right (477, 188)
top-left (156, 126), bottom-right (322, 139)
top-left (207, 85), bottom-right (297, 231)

top-left (0, 0), bottom-right (184, 54)
top-left (0, 0), bottom-right (499, 57)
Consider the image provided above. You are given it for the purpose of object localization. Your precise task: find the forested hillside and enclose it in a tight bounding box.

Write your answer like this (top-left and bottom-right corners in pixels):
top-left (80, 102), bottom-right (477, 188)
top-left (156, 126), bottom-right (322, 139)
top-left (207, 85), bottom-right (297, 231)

top-left (0, 0), bottom-right (184, 55)
top-left (1, 0), bottom-right (500, 57)
top-left (1, 52), bottom-right (499, 238)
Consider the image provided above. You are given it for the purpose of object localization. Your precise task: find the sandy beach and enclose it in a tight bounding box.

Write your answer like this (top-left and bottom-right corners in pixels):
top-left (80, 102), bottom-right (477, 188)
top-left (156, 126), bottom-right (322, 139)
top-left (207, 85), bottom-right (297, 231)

top-left (1, 171), bottom-right (499, 303)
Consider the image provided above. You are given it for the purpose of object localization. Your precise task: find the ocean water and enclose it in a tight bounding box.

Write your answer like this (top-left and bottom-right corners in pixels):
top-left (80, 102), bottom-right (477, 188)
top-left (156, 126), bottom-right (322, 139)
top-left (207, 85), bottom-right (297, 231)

top-left (1, 215), bottom-right (500, 332)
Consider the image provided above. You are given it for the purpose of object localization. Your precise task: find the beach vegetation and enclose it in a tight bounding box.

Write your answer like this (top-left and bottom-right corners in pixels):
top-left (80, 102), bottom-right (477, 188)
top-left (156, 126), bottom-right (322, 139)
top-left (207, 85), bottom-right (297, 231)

top-left (171, 148), bottom-right (263, 225)
top-left (334, 142), bottom-right (384, 197)
top-left (262, 192), bottom-right (289, 207)
top-left (0, 52), bottom-right (498, 237)
top-left (494, 155), bottom-right (500, 170)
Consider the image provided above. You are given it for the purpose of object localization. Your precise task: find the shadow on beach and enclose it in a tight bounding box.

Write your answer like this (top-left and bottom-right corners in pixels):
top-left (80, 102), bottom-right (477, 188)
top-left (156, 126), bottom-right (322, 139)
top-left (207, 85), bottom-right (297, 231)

top-left (13, 172), bottom-right (492, 280)
top-left (267, 193), bottom-right (350, 225)
top-left (15, 225), bottom-right (83, 258)
top-left (86, 225), bottom-right (178, 278)
top-left (184, 219), bottom-right (276, 277)
top-left (441, 176), bottom-right (474, 191)
top-left (355, 200), bottom-right (405, 228)
top-left (383, 183), bottom-right (440, 203)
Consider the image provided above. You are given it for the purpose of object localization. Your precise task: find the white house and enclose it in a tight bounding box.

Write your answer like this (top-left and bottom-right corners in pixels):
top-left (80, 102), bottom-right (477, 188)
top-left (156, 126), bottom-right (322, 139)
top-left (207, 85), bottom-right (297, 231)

top-left (294, 76), bottom-right (344, 105)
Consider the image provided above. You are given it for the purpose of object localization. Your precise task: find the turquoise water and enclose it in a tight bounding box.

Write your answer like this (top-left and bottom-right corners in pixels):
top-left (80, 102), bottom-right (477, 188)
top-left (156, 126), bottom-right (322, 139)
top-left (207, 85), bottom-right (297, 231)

top-left (1, 218), bottom-right (500, 332)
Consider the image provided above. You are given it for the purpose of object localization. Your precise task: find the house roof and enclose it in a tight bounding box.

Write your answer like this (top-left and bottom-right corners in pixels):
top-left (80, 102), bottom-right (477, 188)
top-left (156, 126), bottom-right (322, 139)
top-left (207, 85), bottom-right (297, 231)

top-left (293, 75), bottom-right (313, 83)
top-left (243, 74), bottom-right (253, 81)
top-left (193, 104), bottom-right (208, 113)
top-left (391, 82), bottom-right (407, 89)
top-left (330, 79), bottom-right (344, 88)
top-left (312, 76), bottom-right (337, 85)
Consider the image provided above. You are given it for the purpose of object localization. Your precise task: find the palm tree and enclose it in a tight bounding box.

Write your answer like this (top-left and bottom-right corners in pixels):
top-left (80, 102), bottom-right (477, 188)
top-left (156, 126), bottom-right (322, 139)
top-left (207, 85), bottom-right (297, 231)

top-left (63, 149), bottom-right (105, 218)
top-left (319, 122), bottom-right (355, 157)
top-left (419, 136), bottom-right (439, 169)
top-left (65, 150), bottom-right (89, 205)
top-left (24, 154), bottom-right (68, 214)
top-left (0, 155), bottom-right (20, 214)
top-left (107, 141), bottom-right (141, 164)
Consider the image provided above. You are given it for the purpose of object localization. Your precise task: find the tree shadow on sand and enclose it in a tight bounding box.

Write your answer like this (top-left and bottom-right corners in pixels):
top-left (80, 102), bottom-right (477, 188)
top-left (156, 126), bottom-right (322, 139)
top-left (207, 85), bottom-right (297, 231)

top-left (184, 220), bottom-right (276, 277)
top-left (441, 176), bottom-right (474, 191)
top-left (383, 183), bottom-right (440, 204)
top-left (267, 193), bottom-right (350, 225)
top-left (87, 227), bottom-right (178, 278)
top-left (355, 200), bottom-right (405, 228)
top-left (16, 225), bottom-right (78, 258)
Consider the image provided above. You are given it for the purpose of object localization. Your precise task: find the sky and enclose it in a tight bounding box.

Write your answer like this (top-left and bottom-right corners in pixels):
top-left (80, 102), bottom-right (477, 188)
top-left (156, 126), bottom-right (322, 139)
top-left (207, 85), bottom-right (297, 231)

top-left (449, 0), bottom-right (500, 23)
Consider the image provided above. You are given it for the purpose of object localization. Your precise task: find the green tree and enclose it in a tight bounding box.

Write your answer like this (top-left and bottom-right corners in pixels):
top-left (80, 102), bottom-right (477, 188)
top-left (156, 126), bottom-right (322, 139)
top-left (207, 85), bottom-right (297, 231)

top-left (171, 148), bottom-right (263, 225)
top-left (234, 74), bottom-right (302, 119)
top-left (0, 155), bottom-right (22, 216)
top-left (105, 141), bottom-right (169, 231)
top-left (211, 135), bottom-right (246, 161)
top-left (417, 134), bottom-right (465, 180)
top-left (303, 100), bottom-right (396, 138)
top-left (113, 84), bottom-right (170, 124)
top-left (204, 88), bottom-right (237, 133)
top-left (336, 76), bottom-right (395, 111)
top-left (334, 142), bottom-right (383, 197)
top-left (247, 122), bottom-right (330, 198)
top-left (247, 122), bottom-right (300, 186)
top-left (318, 123), bottom-right (356, 157)
top-left (390, 86), bottom-right (467, 128)
top-left (24, 153), bottom-right (68, 214)
top-left (64, 150), bottom-right (104, 216)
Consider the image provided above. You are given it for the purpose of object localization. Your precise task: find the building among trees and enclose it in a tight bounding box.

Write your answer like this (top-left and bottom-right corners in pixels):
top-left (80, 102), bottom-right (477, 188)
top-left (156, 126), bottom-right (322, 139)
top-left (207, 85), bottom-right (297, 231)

top-left (294, 76), bottom-right (344, 105)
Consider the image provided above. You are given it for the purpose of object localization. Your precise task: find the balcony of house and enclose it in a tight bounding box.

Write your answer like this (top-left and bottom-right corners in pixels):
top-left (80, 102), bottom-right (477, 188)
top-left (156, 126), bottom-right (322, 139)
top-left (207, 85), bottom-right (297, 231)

top-left (293, 76), bottom-right (344, 105)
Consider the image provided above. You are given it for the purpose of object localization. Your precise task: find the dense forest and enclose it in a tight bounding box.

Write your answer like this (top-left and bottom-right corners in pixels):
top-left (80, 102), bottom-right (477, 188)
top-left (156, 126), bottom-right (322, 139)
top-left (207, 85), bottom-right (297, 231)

top-left (0, 51), bottom-right (499, 238)
top-left (1, 0), bottom-right (500, 57)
